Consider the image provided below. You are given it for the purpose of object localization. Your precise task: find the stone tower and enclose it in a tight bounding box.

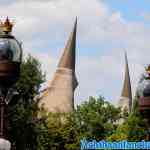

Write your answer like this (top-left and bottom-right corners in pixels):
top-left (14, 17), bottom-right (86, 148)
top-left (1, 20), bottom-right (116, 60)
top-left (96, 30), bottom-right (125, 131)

top-left (118, 52), bottom-right (132, 112)
top-left (40, 19), bottom-right (78, 113)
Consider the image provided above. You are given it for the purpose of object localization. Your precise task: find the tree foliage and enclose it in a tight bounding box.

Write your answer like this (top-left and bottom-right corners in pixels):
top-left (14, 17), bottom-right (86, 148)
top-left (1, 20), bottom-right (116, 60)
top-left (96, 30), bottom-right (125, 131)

top-left (37, 96), bottom-right (121, 150)
top-left (8, 55), bottom-right (45, 150)
top-left (108, 98), bottom-right (149, 141)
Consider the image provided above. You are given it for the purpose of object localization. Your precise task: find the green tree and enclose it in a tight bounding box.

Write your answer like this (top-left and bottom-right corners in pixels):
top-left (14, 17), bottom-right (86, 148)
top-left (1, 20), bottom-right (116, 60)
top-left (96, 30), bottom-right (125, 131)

top-left (66, 96), bottom-right (121, 149)
top-left (36, 112), bottom-right (68, 150)
top-left (108, 98), bottom-right (148, 141)
top-left (8, 55), bottom-right (45, 150)
top-left (40, 96), bottom-right (121, 150)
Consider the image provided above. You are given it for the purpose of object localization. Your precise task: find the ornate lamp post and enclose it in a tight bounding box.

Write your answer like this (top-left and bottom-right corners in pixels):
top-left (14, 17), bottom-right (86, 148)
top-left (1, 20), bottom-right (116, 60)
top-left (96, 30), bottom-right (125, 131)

top-left (137, 65), bottom-right (150, 140)
top-left (0, 18), bottom-right (22, 150)
top-left (138, 65), bottom-right (150, 111)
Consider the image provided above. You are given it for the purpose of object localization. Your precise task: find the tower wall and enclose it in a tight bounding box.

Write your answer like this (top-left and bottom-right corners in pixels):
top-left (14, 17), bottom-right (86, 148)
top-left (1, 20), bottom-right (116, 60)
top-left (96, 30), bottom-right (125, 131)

top-left (40, 68), bottom-right (77, 113)
top-left (118, 96), bottom-right (130, 112)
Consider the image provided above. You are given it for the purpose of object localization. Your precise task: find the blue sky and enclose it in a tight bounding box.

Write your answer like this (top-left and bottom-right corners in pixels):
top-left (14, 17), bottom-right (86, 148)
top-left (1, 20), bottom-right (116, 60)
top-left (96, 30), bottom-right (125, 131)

top-left (106, 0), bottom-right (150, 20)
top-left (0, 0), bottom-right (150, 105)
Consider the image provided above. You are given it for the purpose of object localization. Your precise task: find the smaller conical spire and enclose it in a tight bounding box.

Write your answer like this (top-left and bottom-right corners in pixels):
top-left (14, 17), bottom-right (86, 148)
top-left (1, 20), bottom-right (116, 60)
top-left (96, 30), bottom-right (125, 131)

top-left (58, 18), bottom-right (77, 71)
top-left (121, 51), bottom-right (132, 112)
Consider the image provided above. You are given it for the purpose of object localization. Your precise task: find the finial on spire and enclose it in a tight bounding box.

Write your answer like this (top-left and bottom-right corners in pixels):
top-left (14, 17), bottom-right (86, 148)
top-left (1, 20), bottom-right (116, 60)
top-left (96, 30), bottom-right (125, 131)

top-left (0, 17), bottom-right (13, 34)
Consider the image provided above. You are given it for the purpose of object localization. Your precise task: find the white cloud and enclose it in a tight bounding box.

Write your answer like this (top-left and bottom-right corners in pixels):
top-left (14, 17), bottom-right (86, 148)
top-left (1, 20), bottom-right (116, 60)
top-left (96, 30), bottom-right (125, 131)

top-left (0, 0), bottom-right (149, 105)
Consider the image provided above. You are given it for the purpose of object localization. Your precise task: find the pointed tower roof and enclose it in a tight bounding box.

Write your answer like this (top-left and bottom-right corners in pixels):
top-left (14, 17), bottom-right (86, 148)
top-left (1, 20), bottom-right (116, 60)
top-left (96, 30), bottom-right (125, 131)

top-left (121, 51), bottom-right (132, 111)
top-left (58, 18), bottom-right (77, 71)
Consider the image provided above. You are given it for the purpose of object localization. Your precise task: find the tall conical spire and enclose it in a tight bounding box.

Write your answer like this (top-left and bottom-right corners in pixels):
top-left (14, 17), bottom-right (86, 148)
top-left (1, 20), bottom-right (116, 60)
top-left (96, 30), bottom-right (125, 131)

top-left (58, 18), bottom-right (77, 71)
top-left (39, 19), bottom-right (78, 113)
top-left (120, 51), bottom-right (132, 112)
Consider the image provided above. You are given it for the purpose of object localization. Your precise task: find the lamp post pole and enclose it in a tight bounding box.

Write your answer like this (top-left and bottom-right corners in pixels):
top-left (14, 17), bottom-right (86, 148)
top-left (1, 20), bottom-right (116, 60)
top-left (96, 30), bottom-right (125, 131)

top-left (0, 87), bottom-right (13, 150)
top-left (0, 94), bottom-right (11, 150)
top-left (0, 96), bottom-right (5, 138)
